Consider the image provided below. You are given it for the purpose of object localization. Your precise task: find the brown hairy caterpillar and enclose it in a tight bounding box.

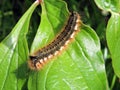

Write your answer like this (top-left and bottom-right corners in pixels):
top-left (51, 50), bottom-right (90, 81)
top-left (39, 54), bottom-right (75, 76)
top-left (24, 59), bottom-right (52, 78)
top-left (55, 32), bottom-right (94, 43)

top-left (28, 12), bottom-right (81, 70)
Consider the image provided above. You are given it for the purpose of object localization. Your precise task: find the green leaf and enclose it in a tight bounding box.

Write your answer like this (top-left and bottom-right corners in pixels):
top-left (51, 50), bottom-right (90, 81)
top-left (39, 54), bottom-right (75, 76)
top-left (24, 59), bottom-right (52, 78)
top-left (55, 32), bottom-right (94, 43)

top-left (94, 0), bottom-right (120, 78)
top-left (0, 1), bottom-right (38, 90)
top-left (30, 0), bottom-right (69, 53)
top-left (28, 0), bottom-right (108, 90)
top-left (94, 0), bottom-right (120, 13)
top-left (106, 13), bottom-right (120, 77)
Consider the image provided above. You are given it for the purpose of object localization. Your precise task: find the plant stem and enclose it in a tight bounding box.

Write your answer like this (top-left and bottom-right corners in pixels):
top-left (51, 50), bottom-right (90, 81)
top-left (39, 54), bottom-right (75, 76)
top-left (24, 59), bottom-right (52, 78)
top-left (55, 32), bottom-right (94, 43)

top-left (110, 74), bottom-right (116, 90)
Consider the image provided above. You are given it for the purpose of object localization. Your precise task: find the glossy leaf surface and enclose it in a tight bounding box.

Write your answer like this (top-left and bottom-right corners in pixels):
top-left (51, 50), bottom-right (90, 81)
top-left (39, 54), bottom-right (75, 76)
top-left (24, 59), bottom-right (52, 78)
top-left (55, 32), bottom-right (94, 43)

top-left (94, 0), bottom-right (120, 13)
top-left (0, 1), bottom-right (38, 90)
top-left (28, 0), bottom-right (108, 90)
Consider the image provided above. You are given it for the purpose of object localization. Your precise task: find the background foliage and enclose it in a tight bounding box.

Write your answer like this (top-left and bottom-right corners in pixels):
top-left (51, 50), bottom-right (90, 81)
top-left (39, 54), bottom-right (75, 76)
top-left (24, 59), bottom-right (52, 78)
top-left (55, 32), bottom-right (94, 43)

top-left (0, 0), bottom-right (120, 90)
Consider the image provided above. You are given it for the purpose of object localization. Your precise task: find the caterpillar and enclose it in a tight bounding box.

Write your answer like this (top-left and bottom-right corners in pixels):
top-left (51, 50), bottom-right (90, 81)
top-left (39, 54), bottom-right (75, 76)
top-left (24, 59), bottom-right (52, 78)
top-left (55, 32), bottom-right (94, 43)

top-left (28, 12), bottom-right (81, 70)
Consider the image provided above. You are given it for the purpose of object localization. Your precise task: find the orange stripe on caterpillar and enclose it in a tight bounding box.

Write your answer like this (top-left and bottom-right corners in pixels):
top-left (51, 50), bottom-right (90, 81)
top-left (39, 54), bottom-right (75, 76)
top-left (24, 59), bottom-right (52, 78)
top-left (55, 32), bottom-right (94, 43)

top-left (28, 12), bottom-right (82, 70)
